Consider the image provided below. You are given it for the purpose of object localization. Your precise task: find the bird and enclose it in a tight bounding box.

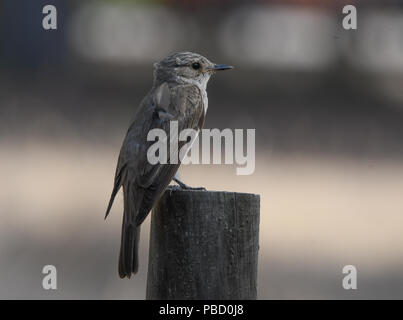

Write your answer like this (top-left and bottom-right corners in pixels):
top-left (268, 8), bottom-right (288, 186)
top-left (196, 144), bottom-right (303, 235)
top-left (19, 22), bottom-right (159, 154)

top-left (105, 51), bottom-right (233, 278)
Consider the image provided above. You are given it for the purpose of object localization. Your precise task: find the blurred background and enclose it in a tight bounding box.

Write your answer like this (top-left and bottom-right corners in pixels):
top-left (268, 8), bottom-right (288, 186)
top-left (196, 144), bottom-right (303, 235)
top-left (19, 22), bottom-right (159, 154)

top-left (1, 0), bottom-right (403, 299)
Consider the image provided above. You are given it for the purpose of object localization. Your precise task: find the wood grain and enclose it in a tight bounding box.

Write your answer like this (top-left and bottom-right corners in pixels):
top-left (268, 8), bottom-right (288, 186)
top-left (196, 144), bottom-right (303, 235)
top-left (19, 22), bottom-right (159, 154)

top-left (146, 188), bottom-right (260, 300)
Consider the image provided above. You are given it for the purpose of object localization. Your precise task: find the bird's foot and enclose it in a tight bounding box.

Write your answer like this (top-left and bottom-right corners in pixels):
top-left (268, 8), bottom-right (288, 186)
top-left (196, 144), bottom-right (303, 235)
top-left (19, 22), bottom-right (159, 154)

top-left (173, 178), bottom-right (206, 191)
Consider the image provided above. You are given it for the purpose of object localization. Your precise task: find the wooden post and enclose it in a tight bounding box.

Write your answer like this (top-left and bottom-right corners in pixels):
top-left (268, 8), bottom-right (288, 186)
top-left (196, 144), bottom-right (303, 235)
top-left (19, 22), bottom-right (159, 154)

top-left (146, 188), bottom-right (260, 300)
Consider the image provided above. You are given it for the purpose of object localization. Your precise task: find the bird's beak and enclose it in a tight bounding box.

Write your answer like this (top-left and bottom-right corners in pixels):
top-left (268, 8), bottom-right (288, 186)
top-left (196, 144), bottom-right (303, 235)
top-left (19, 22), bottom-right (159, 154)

top-left (212, 64), bottom-right (234, 71)
top-left (207, 64), bottom-right (234, 72)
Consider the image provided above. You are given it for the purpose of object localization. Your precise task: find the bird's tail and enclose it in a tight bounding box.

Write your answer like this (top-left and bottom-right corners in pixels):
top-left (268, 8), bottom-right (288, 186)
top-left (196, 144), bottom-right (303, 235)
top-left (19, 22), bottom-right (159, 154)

top-left (118, 184), bottom-right (141, 278)
top-left (119, 219), bottom-right (140, 278)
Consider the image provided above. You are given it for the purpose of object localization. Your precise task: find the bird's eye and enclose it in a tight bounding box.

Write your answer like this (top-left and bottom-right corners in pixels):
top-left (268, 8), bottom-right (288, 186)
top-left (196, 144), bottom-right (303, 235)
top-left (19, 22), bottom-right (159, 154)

top-left (192, 62), bottom-right (201, 70)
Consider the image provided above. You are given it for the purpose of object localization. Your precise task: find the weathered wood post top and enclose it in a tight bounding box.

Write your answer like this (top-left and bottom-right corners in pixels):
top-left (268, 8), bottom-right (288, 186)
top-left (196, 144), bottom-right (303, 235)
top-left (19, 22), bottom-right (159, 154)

top-left (146, 188), bottom-right (260, 300)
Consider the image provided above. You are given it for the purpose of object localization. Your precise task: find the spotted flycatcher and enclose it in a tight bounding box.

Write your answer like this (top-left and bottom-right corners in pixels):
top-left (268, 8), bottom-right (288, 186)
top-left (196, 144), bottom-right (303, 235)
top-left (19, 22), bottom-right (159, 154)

top-left (105, 52), bottom-right (233, 278)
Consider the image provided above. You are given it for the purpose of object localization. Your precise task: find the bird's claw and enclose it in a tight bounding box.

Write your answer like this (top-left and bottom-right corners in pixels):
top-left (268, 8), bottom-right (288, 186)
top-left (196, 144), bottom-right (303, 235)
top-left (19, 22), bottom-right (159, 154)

top-left (173, 178), bottom-right (206, 191)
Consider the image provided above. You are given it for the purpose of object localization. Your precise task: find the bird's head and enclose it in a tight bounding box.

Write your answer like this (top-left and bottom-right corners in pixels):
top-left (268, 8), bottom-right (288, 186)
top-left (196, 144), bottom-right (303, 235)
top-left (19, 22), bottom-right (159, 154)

top-left (153, 52), bottom-right (233, 88)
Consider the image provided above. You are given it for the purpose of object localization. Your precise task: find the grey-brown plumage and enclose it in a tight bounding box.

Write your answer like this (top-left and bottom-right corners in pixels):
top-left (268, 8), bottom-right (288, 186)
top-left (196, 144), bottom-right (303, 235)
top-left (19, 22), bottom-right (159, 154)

top-left (105, 52), bottom-right (233, 278)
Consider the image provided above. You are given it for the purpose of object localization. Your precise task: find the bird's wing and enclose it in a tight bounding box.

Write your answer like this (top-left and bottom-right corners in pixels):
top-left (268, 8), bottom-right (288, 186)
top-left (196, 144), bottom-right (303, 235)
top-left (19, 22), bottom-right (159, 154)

top-left (105, 83), bottom-right (169, 219)
top-left (133, 84), bottom-right (205, 225)
top-left (105, 82), bottom-right (204, 223)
